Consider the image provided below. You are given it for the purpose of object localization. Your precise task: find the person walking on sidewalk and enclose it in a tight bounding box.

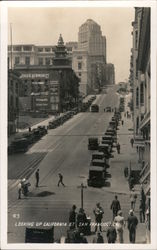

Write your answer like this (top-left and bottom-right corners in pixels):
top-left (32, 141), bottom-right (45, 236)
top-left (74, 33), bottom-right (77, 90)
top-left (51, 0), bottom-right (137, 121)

top-left (139, 199), bottom-right (145, 223)
top-left (114, 210), bottom-right (125, 243)
top-left (35, 169), bottom-right (39, 187)
top-left (18, 181), bottom-right (22, 199)
top-left (58, 173), bottom-right (65, 187)
top-left (130, 138), bottom-right (134, 148)
top-left (93, 203), bottom-right (104, 232)
top-left (106, 222), bottom-right (117, 243)
top-left (116, 143), bottom-right (121, 154)
top-left (127, 210), bottom-right (138, 243)
top-left (121, 120), bottom-right (124, 126)
top-left (69, 204), bottom-right (77, 229)
top-left (130, 188), bottom-right (137, 210)
top-left (110, 195), bottom-right (121, 220)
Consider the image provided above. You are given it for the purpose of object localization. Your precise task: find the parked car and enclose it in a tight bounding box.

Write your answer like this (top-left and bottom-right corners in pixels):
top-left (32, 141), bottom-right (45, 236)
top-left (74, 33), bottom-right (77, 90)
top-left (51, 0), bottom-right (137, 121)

top-left (88, 137), bottom-right (99, 150)
top-left (91, 104), bottom-right (99, 112)
top-left (8, 138), bottom-right (29, 154)
top-left (87, 166), bottom-right (105, 187)
top-left (104, 106), bottom-right (112, 112)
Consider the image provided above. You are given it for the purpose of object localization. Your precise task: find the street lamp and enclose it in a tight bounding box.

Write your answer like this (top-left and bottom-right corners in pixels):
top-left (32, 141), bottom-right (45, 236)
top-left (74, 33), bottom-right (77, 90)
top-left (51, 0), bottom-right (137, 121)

top-left (77, 183), bottom-right (87, 209)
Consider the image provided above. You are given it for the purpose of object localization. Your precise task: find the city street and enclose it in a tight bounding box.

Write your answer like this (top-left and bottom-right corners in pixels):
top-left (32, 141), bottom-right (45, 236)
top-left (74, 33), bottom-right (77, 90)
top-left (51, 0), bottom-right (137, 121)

top-left (8, 87), bottom-right (118, 241)
top-left (8, 87), bottom-right (146, 243)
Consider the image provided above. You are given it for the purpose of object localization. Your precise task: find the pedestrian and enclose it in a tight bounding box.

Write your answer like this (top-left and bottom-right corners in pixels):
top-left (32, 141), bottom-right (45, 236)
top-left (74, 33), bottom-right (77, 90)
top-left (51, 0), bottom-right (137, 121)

top-left (140, 184), bottom-right (146, 205)
top-left (139, 199), bottom-right (145, 223)
top-left (130, 188), bottom-right (137, 210)
top-left (77, 208), bottom-right (87, 234)
top-left (116, 143), bottom-right (121, 154)
top-left (106, 222), bottom-right (117, 243)
top-left (114, 210), bottom-right (125, 243)
top-left (110, 195), bottom-right (121, 220)
top-left (28, 126), bottom-right (31, 132)
top-left (69, 205), bottom-right (77, 229)
top-left (18, 181), bottom-right (22, 199)
top-left (127, 210), bottom-right (138, 243)
top-left (136, 145), bottom-right (139, 152)
top-left (128, 175), bottom-right (134, 190)
top-left (35, 169), bottom-right (39, 187)
top-left (124, 167), bottom-right (129, 178)
top-left (121, 120), bottom-right (124, 126)
top-left (93, 203), bottom-right (104, 232)
top-left (130, 138), bottom-right (134, 147)
top-left (93, 232), bottom-right (104, 243)
top-left (57, 173), bottom-right (65, 187)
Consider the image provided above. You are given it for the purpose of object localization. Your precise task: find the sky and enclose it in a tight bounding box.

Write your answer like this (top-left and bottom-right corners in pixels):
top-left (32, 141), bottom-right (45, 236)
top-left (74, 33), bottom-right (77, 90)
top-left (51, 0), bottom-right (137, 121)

top-left (8, 7), bottom-right (135, 83)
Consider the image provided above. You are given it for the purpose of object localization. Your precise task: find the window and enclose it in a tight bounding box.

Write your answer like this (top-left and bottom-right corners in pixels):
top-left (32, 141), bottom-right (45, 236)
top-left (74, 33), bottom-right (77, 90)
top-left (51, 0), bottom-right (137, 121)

top-left (15, 57), bottom-right (20, 65)
top-left (38, 58), bottom-right (43, 65)
top-left (13, 46), bottom-right (22, 51)
top-left (23, 46), bottom-right (32, 51)
top-left (16, 97), bottom-right (18, 109)
top-left (38, 48), bottom-right (43, 52)
top-left (77, 56), bottom-right (82, 60)
top-left (136, 87), bottom-right (139, 107)
top-left (45, 58), bottom-right (51, 65)
top-left (136, 59), bottom-right (138, 78)
top-left (135, 30), bottom-right (138, 49)
top-left (78, 62), bottom-right (82, 70)
top-left (25, 57), bottom-right (30, 65)
top-left (45, 48), bottom-right (51, 52)
top-left (15, 82), bottom-right (18, 94)
top-left (140, 83), bottom-right (144, 105)
top-left (78, 72), bottom-right (82, 77)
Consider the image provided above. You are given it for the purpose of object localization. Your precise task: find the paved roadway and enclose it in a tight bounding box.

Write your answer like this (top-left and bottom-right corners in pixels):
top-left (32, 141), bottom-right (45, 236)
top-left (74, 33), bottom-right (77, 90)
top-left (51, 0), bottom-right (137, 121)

top-left (8, 86), bottom-right (121, 243)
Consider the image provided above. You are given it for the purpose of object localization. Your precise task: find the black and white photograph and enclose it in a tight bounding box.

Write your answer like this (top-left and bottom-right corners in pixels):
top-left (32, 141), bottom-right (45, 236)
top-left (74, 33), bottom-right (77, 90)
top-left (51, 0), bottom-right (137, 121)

top-left (0, 1), bottom-right (157, 249)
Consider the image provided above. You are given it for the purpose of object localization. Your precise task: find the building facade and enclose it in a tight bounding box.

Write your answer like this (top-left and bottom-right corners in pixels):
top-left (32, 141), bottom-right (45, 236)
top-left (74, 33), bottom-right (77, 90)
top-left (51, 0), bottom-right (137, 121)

top-left (8, 70), bottom-right (21, 135)
top-left (9, 35), bottom-right (79, 114)
top-left (104, 63), bottom-right (115, 86)
top-left (131, 7), bottom-right (150, 241)
top-left (72, 19), bottom-right (107, 95)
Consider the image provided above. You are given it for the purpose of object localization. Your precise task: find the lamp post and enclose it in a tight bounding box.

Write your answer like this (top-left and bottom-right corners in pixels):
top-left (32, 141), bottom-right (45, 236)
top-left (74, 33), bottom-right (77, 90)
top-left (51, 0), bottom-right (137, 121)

top-left (77, 183), bottom-right (87, 209)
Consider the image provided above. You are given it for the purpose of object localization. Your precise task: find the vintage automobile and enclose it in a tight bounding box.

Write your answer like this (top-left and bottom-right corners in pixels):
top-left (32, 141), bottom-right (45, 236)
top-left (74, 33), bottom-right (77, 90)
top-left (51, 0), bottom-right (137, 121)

top-left (92, 152), bottom-right (110, 168)
top-left (104, 106), bottom-right (112, 112)
top-left (101, 139), bottom-right (113, 148)
top-left (8, 138), bottom-right (29, 154)
top-left (37, 126), bottom-right (47, 136)
top-left (98, 143), bottom-right (113, 158)
top-left (90, 159), bottom-right (106, 169)
top-left (88, 137), bottom-right (99, 150)
top-left (91, 104), bottom-right (99, 112)
top-left (87, 166), bottom-right (105, 187)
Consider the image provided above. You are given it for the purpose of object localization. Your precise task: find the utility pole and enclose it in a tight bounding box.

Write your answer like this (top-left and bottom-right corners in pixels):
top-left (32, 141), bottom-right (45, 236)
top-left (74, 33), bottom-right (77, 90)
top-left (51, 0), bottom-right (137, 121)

top-left (77, 183), bottom-right (87, 209)
top-left (10, 23), bottom-right (13, 70)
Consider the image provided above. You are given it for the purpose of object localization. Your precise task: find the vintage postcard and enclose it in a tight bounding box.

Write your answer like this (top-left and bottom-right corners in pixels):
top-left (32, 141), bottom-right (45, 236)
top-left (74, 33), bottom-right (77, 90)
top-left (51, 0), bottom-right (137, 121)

top-left (0, 1), bottom-right (157, 250)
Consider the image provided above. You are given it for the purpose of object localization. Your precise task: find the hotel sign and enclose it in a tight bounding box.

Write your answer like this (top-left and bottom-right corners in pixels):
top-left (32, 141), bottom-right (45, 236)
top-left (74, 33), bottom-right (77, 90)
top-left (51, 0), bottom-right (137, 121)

top-left (20, 73), bottom-right (49, 79)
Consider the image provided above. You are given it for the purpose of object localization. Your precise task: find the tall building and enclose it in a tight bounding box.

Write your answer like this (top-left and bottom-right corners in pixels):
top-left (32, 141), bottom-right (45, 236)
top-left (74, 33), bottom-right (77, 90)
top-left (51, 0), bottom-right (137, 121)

top-left (72, 19), bottom-right (107, 95)
top-left (78, 19), bottom-right (106, 62)
top-left (131, 7), bottom-right (150, 241)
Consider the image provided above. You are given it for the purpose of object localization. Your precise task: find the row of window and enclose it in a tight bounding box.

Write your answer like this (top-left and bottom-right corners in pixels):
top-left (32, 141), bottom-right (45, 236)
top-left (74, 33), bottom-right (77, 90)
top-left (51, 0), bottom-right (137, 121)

top-left (14, 57), bottom-right (52, 66)
top-left (136, 83), bottom-right (144, 107)
top-left (8, 46), bottom-right (54, 52)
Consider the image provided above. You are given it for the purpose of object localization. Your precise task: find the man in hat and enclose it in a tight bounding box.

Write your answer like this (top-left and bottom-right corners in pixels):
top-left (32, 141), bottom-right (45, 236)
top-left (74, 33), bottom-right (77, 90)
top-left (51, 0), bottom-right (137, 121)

top-left (69, 204), bottom-right (77, 229)
top-left (110, 195), bottom-right (121, 220)
top-left (17, 180), bottom-right (22, 199)
top-left (106, 222), bottom-right (117, 243)
top-left (93, 203), bottom-right (104, 232)
top-left (127, 210), bottom-right (138, 243)
top-left (58, 173), bottom-right (65, 187)
top-left (77, 208), bottom-right (87, 234)
top-left (35, 169), bottom-right (39, 187)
